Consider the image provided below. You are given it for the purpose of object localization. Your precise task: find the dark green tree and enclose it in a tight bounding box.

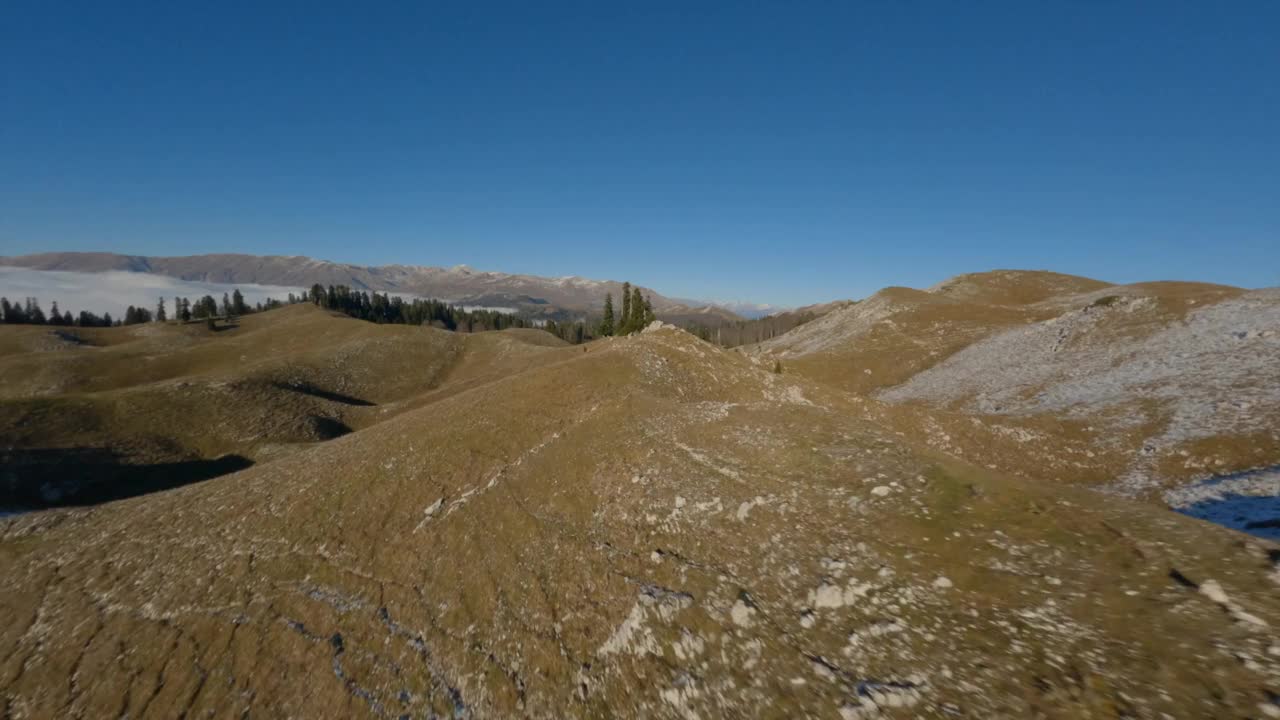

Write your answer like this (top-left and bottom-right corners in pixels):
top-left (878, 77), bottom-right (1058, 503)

top-left (600, 293), bottom-right (615, 336)
top-left (643, 293), bottom-right (655, 326)
top-left (620, 283), bottom-right (631, 332)
top-left (231, 288), bottom-right (247, 315)
top-left (27, 298), bottom-right (47, 325)
top-left (156, 297), bottom-right (167, 322)
top-left (628, 287), bottom-right (644, 333)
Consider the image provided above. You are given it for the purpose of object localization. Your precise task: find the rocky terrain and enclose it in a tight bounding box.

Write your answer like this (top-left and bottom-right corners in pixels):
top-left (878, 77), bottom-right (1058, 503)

top-left (758, 271), bottom-right (1280, 499)
top-left (0, 252), bottom-right (744, 322)
top-left (0, 272), bottom-right (1278, 718)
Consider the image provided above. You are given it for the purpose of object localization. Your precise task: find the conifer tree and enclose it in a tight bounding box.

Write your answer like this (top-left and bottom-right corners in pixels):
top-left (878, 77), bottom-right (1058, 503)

top-left (7, 298), bottom-right (27, 324)
top-left (643, 294), bottom-right (655, 326)
top-left (156, 297), bottom-right (167, 322)
top-left (620, 283), bottom-right (631, 333)
top-left (600, 293), bottom-right (615, 336)
top-left (232, 289), bottom-right (247, 315)
top-left (221, 293), bottom-right (232, 317)
top-left (0, 297), bottom-right (9, 323)
top-left (629, 287), bottom-right (644, 332)
top-left (27, 298), bottom-right (47, 325)
top-left (49, 302), bottom-right (63, 325)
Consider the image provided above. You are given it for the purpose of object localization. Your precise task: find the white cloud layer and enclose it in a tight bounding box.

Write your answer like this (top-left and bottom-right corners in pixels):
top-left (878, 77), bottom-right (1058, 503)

top-left (0, 267), bottom-right (306, 319)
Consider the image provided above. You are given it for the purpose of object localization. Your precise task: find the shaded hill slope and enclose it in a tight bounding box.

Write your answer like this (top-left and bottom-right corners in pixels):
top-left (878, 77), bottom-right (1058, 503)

top-left (0, 305), bottom-right (576, 506)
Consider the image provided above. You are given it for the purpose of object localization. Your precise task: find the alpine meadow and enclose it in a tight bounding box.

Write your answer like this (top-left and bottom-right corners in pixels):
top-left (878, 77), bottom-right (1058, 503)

top-left (3, 3), bottom-right (1279, 719)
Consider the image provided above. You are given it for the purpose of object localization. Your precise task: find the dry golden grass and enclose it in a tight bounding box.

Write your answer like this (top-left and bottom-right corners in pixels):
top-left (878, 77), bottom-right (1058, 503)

top-left (1, 280), bottom-right (1278, 718)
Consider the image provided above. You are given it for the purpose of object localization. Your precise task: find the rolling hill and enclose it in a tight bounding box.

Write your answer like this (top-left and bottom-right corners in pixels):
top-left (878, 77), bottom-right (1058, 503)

top-left (0, 272), bottom-right (1278, 718)
top-left (755, 270), bottom-right (1280, 498)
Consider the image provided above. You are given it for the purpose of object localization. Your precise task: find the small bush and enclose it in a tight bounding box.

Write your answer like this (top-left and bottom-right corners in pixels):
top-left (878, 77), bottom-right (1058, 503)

top-left (1089, 295), bottom-right (1122, 309)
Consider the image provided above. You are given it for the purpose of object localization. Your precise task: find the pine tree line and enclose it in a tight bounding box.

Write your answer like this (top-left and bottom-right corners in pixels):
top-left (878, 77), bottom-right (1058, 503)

top-left (596, 281), bottom-right (655, 337)
top-left (307, 283), bottom-right (578, 337)
top-left (2, 283), bottom-right (607, 345)
top-left (0, 288), bottom-right (285, 328)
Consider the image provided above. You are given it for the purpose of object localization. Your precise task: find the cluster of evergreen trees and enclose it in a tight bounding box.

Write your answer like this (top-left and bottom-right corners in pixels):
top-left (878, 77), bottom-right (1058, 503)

top-left (0, 288), bottom-right (281, 328)
top-left (1, 283), bottom-right (656, 347)
top-left (0, 298), bottom-right (84, 326)
top-left (541, 318), bottom-right (591, 344)
top-left (306, 283), bottom-right (536, 333)
top-left (597, 282), bottom-right (655, 336)
top-left (163, 290), bottom-right (254, 323)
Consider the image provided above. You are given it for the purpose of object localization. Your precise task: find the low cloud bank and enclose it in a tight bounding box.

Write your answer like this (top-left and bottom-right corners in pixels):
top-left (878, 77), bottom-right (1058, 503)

top-left (0, 267), bottom-right (306, 319)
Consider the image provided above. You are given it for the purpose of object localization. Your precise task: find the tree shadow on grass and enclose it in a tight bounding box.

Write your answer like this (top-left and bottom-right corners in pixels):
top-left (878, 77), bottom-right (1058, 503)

top-left (0, 447), bottom-right (253, 511)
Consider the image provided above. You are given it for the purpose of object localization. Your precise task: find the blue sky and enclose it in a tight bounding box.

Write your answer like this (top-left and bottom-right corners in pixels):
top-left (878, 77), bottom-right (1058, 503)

top-left (2, 1), bottom-right (1277, 306)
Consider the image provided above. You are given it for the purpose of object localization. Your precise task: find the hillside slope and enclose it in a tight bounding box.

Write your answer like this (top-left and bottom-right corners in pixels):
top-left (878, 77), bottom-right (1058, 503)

top-left (1, 321), bottom-right (1279, 718)
top-left (0, 305), bottom-right (576, 507)
top-left (756, 271), bottom-right (1278, 496)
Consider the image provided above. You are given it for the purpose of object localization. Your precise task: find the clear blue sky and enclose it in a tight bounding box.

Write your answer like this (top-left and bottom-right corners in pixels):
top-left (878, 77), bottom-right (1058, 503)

top-left (2, 1), bottom-right (1277, 306)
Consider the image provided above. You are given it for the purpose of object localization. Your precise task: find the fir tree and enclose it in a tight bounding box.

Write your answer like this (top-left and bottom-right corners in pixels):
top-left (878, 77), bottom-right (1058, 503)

top-left (156, 297), bottom-right (167, 322)
top-left (0, 297), bottom-right (9, 323)
top-left (10, 300), bottom-right (28, 323)
top-left (599, 293), bottom-right (615, 336)
top-left (629, 287), bottom-right (644, 333)
top-left (27, 298), bottom-right (47, 325)
top-left (643, 293), bottom-right (655, 326)
top-left (620, 282), bottom-right (631, 333)
top-left (221, 293), bottom-right (232, 317)
top-left (231, 288), bottom-right (247, 315)
top-left (49, 302), bottom-right (63, 326)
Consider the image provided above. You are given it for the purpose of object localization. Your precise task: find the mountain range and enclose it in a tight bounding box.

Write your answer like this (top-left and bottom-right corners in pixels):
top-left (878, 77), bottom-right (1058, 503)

top-left (0, 252), bottom-right (756, 324)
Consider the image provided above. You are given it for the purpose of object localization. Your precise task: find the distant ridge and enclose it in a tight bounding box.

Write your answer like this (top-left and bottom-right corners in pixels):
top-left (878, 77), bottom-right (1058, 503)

top-left (0, 252), bottom-right (746, 322)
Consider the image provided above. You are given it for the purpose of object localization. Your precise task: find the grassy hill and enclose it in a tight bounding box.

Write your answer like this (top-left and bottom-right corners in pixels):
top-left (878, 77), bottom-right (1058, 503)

top-left (756, 271), bottom-right (1278, 497)
top-left (1, 278), bottom-right (1278, 718)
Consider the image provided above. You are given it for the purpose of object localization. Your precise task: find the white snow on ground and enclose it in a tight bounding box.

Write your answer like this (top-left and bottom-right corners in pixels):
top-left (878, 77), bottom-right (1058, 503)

top-left (1165, 467), bottom-right (1280, 541)
top-left (0, 267), bottom-right (307, 320)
